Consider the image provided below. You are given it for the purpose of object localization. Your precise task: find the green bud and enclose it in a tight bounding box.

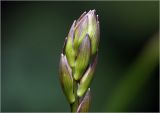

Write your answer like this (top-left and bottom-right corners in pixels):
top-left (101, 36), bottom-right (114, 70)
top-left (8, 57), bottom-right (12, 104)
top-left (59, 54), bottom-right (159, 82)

top-left (90, 20), bottom-right (100, 55)
top-left (74, 15), bottom-right (88, 52)
top-left (65, 20), bottom-right (76, 68)
top-left (59, 54), bottom-right (75, 103)
top-left (87, 10), bottom-right (100, 55)
top-left (74, 34), bottom-right (91, 80)
top-left (77, 54), bottom-right (98, 97)
top-left (73, 10), bottom-right (100, 56)
top-left (60, 10), bottom-right (100, 111)
top-left (77, 88), bottom-right (91, 113)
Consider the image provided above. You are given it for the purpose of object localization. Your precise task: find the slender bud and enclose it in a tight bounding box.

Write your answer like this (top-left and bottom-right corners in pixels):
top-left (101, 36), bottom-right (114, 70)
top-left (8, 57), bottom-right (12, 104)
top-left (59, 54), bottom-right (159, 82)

top-left (74, 15), bottom-right (88, 52)
top-left (91, 21), bottom-right (100, 55)
top-left (65, 21), bottom-right (76, 68)
top-left (77, 54), bottom-right (98, 97)
top-left (74, 34), bottom-right (91, 80)
top-left (59, 54), bottom-right (75, 103)
top-left (77, 88), bottom-right (91, 113)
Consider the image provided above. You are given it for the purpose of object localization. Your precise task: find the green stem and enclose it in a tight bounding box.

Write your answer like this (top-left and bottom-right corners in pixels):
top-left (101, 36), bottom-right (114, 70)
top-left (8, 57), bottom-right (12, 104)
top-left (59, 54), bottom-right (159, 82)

top-left (70, 80), bottom-right (79, 112)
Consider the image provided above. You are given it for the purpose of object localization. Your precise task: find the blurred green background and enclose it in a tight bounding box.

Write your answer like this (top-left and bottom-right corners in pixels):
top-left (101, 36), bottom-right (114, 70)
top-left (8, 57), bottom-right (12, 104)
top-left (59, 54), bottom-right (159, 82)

top-left (1, 1), bottom-right (159, 112)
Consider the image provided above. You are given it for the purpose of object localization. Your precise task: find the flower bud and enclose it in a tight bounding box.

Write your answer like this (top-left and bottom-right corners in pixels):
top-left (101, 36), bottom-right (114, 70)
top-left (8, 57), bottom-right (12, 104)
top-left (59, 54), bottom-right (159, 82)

top-left (65, 21), bottom-right (76, 68)
top-left (91, 20), bottom-right (100, 55)
top-left (88, 10), bottom-right (100, 55)
top-left (77, 88), bottom-right (91, 113)
top-left (74, 34), bottom-right (91, 80)
top-left (73, 10), bottom-right (100, 56)
top-left (77, 53), bottom-right (98, 97)
top-left (74, 13), bottom-right (88, 52)
top-left (60, 10), bottom-right (100, 111)
top-left (59, 54), bottom-right (75, 103)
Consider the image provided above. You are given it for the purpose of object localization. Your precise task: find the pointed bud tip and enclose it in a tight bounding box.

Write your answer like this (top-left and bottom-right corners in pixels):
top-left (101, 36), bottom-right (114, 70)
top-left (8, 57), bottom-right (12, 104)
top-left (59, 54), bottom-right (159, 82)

top-left (88, 9), bottom-right (96, 15)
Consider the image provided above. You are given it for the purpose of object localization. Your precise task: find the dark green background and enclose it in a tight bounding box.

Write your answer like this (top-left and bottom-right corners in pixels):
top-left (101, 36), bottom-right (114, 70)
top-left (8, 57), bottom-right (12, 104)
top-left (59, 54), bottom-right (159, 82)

top-left (2, 1), bottom-right (159, 112)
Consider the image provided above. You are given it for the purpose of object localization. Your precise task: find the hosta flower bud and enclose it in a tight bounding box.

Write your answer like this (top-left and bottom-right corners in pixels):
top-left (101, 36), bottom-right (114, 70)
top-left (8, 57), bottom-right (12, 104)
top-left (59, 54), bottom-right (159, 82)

top-left (59, 10), bottom-right (100, 112)
top-left (77, 54), bottom-right (98, 97)
top-left (59, 54), bottom-right (75, 103)
top-left (77, 88), bottom-right (91, 113)
top-left (74, 15), bottom-right (88, 52)
top-left (73, 10), bottom-right (100, 55)
top-left (65, 21), bottom-right (76, 68)
top-left (74, 34), bottom-right (91, 80)
top-left (64, 10), bottom-right (99, 81)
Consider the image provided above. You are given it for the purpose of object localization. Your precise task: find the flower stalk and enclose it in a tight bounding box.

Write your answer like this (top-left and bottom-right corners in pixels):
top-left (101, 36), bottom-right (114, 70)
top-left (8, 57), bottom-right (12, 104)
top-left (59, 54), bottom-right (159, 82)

top-left (59, 10), bottom-right (100, 112)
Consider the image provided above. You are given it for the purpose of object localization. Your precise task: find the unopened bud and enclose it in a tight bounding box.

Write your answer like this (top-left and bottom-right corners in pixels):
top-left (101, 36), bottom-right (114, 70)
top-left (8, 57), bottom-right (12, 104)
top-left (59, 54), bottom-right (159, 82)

top-left (77, 88), bottom-right (91, 113)
top-left (60, 10), bottom-right (100, 111)
top-left (74, 34), bottom-right (91, 80)
top-left (65, 21), bottom-right (76, 68)
top-left (73, 10), bottom-right (100, 55)
top-left (59, 54), bottom-right (75, 103)
top-left (77, 54), bottom-right (98, 97)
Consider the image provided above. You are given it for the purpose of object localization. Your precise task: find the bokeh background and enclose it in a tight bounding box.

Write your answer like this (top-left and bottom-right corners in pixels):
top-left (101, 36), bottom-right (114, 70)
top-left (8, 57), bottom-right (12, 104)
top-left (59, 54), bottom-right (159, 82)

top-left (1, 1), bottom-right (159, 112)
